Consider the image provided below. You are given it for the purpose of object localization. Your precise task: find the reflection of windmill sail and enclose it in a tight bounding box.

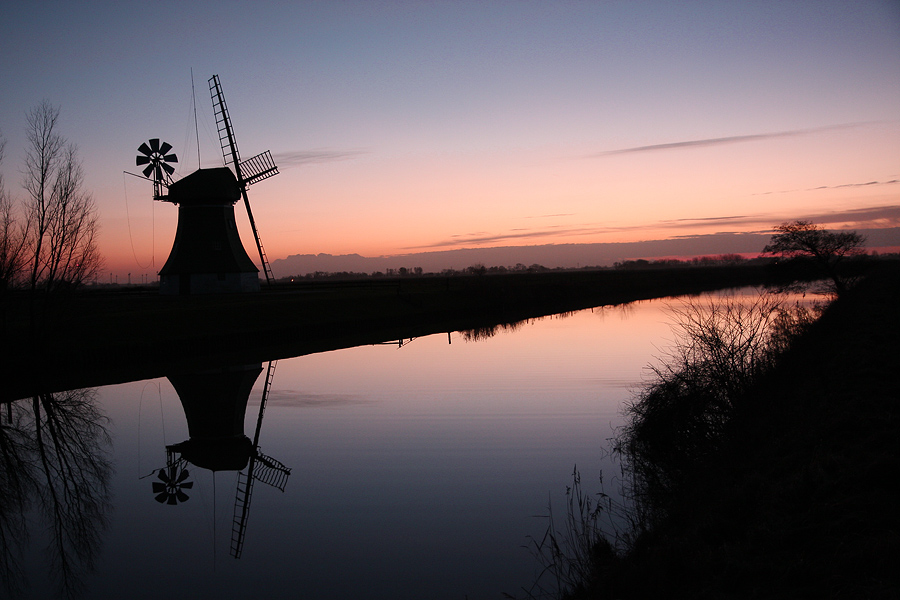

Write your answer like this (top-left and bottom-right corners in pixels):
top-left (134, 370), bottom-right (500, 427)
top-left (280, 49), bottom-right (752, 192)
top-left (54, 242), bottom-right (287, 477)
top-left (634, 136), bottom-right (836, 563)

top-left (231, 360), bottom-right (290, 558)
top-left (209, 74), bottom-right (278, 285)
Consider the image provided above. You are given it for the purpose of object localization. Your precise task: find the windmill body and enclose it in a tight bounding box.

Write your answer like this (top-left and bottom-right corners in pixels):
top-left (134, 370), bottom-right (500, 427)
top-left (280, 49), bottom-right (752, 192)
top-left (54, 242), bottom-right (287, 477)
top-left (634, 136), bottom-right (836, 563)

top-left (157, 168), bottom-right (260, 295)
top-left (167, 362), bottom-right (262, 470)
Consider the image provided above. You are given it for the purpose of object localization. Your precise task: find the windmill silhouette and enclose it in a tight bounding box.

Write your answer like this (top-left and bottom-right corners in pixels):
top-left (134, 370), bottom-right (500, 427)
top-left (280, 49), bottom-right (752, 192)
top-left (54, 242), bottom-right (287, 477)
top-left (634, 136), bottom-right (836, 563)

top-left (135, 74), bottom-right (279, 294)
top-left (229, 361), bottom-right (290, 558)
top-left (151, 361), bottom-right (290, 558)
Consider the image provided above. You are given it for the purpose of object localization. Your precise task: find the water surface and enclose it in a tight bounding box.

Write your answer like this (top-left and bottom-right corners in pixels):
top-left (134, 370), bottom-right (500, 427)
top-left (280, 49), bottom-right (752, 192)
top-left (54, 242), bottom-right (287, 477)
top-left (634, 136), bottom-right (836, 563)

top-left (12, 294), bottom-right (748, 599)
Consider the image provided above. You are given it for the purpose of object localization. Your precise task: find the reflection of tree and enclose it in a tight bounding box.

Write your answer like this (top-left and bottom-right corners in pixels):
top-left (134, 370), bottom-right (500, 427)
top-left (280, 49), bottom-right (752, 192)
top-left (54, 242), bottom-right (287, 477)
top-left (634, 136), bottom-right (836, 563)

top-left (459, 310), bottom-right (588, 342)
top-left (459, 319), bottom-right (529, 342)
top-left (0, 399), bottom-right (36, 596)
top-left (0, 389), bottom-right (112, 599)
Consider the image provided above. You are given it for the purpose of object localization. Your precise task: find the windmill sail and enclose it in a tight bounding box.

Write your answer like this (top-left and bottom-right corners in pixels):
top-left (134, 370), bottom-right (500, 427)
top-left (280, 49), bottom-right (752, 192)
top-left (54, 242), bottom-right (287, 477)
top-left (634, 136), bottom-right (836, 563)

top-left (209, 74), bottom-right (276, 284)
top-left (240, 151), bottom-right (279, 186)
top-left (151, 454), bottom-right (193, 505)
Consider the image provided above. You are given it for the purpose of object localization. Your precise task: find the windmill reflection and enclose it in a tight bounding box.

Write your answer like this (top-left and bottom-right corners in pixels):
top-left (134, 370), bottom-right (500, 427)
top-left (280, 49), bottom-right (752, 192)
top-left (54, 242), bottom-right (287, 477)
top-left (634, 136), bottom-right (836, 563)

top-left (152, 360), bottom-right (290, 558)
top-left (0, 389), bottom-right (112, 599)
top-left (152, 454), bottom-right (194, 504)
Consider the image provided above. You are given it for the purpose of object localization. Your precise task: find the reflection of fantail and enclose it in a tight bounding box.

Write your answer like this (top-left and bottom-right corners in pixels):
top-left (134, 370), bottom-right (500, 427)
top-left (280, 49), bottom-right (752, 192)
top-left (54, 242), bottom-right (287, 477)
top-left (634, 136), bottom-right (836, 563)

top-left (152, 454), bottom-right (193, 505)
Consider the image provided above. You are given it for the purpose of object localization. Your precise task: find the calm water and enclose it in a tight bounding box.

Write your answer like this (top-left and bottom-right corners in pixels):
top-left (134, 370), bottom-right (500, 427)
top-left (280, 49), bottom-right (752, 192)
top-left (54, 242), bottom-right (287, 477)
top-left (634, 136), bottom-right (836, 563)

top-left (9, 292), bottom-right (764, 600)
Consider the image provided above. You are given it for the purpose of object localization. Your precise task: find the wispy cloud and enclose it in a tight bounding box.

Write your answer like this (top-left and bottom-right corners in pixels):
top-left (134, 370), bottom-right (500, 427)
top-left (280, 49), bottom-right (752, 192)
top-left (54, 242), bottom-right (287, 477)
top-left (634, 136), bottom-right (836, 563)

top-left (657, 214), bottom-right (777, 230)
top-left (811, 179), bottom-right (900, 190)
top-left (755, 179), bottom-right (900, 195)
top-left (271, 148), bottom-right (368, 167)
top-left (662, 205), bottom-right (900, 231)
top-left (666, 215), bottom-right (749, 224)
top-left (408, 226), bottom-right (604, 249)
top-left (809, 204), bottom-right (900, 227)
top-left (524, 213), bottom-right (576, 219)
top-left (589, 123), bottom-right (869, 157)
top-left (411, 204), bottom-right (900, 250)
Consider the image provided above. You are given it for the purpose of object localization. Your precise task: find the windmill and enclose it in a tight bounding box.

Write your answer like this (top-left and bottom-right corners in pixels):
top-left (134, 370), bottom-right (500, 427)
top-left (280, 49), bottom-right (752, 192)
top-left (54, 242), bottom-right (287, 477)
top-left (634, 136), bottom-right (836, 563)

top-left (150, 361), bottom-right (290, 559)
top-left (133, 74), bottom-right (278, 294)
top-left (209, 74), bottom-right (279, 285)
top-left (135, 138), bottom-right (178, 199)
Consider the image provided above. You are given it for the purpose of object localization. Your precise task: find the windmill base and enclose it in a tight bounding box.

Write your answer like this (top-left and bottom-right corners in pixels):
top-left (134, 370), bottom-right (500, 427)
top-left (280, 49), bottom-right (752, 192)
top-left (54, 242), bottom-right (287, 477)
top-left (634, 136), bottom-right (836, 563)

top-left (159, 272), bottom-right (260, 295)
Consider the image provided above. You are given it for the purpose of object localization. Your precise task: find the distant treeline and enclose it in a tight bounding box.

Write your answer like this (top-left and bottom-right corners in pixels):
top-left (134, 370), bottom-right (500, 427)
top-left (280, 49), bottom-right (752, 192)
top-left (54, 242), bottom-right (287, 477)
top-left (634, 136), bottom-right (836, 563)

top-left (277, 252), bottom-right (896, 282)
top-left (280, 262), bottom-right (555, 281)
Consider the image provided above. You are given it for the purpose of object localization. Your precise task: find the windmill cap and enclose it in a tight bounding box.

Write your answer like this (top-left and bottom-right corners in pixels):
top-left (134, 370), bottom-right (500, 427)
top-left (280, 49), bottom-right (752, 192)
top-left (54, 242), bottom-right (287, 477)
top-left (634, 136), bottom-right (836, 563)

top-left (167, 436), bottom-right (253, 471)
top-left (167, 167), bottom-right (240, 204)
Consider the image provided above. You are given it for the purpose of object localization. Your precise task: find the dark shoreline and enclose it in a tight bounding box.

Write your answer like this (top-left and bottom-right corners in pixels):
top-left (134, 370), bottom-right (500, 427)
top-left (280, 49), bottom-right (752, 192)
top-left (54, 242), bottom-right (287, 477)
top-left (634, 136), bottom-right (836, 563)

top-left (571, 263), bottom-right (900, 599)
top-left (0, 262), bottom-right (835, 401)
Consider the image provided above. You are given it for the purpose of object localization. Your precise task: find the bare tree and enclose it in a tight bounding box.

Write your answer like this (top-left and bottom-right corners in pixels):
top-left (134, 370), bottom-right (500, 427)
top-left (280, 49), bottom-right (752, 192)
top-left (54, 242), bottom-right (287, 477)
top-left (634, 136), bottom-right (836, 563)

top-left (0, 132), bottom-right (26, 291)
top-left (22, 101), bottom-right (101, 294)
top-left (763, 220), bottom-right (865, 294)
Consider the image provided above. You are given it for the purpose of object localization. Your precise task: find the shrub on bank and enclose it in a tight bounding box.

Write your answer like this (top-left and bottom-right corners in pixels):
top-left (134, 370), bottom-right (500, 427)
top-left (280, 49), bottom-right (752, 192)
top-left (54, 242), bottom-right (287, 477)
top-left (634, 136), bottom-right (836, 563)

top-left (616, 292), bottom-right (821, 525)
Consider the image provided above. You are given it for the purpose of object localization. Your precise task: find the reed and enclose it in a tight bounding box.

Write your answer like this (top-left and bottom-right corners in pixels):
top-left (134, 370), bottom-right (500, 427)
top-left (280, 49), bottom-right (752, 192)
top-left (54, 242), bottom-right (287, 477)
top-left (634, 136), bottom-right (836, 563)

top-left (516, 467), bottom-right (628, 600)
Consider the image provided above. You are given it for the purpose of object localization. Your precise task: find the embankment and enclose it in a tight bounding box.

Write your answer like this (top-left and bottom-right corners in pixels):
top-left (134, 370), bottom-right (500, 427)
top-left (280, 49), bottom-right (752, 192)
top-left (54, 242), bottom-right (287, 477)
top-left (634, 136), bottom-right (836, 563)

top-left (2, 263), bottom-right (819, 400)
top-left (576, 263), bottom-right (899, 599)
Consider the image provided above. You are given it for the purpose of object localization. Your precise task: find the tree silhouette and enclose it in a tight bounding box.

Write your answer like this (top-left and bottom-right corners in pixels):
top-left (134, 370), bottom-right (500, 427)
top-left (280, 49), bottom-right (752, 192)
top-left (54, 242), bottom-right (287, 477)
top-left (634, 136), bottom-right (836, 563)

top-left (763, 220), bottom-right (865, 294)
top-left (0, 133), bottom-right (28, 332)
top-left (21, 101), bottom-right (101, 295)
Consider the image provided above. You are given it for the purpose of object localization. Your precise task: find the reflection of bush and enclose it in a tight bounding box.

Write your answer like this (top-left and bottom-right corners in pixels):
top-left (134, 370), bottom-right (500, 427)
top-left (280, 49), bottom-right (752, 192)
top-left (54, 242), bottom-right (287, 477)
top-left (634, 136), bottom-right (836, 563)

top-left (616, 292), bottom-right (820, 529)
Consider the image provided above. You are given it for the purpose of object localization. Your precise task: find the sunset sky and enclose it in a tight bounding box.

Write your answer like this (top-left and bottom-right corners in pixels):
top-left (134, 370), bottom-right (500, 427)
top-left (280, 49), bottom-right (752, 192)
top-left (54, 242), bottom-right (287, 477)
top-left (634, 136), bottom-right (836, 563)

top-left (2, 1), bottom-right (899, 280)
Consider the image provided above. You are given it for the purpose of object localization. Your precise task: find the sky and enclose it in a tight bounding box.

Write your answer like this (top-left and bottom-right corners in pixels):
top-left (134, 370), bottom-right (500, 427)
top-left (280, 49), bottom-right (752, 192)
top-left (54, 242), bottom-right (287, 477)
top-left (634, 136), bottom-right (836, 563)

top-left (1, 0), bottom-right (899, 280)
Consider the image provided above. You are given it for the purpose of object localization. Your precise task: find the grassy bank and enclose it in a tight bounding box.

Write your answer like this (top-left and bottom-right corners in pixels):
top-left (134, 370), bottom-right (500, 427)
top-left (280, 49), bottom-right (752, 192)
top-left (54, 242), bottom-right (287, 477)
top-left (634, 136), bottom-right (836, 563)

top-left (570, 263), bottom-right (899, 599)
top-left (2, 262), bottom-right (825, 401)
